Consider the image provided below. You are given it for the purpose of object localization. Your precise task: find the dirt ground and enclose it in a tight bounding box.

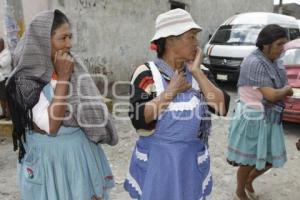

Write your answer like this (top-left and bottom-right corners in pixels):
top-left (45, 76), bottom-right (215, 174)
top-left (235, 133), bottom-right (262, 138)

top-left (0, 85), bottom-right (300, 200)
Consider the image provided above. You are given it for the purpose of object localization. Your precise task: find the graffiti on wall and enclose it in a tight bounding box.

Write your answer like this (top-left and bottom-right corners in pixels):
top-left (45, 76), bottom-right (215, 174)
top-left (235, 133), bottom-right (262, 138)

top-left (82, 56), bottom-right (112, 76)
top-left (3, 0), bottom-right (24, 51)
top-left (82, 56), bottom-right (113, 93)
top-left (4, 15), bottom-right (18, 50)
top-left (75, 0), bottom-right (108, 10)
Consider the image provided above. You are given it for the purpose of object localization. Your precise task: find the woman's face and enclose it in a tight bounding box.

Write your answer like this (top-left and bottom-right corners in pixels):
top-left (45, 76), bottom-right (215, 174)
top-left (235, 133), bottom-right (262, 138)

top-left (263, 37), bottom-right (288, 61)
top-left (168, 29), bottom-right (200, 61)
top-left (51, 23), bottom-right (72, 61)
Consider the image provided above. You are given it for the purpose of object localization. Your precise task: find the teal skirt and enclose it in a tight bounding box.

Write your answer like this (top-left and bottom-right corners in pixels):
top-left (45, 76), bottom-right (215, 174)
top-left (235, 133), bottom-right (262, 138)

top-left (19, 127), bottom-right (114, 200)
top-left (227, 101), bottom-right (287, 170)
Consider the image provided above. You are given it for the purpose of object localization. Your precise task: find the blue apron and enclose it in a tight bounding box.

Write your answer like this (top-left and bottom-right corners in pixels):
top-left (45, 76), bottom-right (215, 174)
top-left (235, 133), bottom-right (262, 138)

top-left (124, 62), bottom-right (212, 200)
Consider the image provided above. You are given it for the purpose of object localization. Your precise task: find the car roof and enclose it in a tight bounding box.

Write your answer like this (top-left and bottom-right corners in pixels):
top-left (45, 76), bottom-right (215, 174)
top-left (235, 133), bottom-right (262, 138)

top-left (222, 12), bottom-right (298, 28)
top-left (285, 39), bottom-right (300, 50)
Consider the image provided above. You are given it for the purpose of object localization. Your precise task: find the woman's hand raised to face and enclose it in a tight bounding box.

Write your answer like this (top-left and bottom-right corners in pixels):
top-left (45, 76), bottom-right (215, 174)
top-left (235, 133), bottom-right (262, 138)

top-left (187, 47), bottom-right (203, 74)
top-left (166, 70), bottom-right (191, 96)
top-left (54, 50), bottom-right (74, 81)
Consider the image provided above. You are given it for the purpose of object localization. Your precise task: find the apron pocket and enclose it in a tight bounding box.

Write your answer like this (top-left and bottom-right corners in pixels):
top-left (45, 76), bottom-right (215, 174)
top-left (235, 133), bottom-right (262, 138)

top-left (23, 147), bottom-right (44, 185)
top-left (134, 144), bottom-right (149, 171)
top-left (197, 148), bottom-right (210, 173)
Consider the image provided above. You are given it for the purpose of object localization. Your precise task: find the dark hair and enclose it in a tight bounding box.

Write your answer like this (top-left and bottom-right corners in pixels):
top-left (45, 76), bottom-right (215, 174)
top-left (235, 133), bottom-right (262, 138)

top-left (256, 24), bottom-right (287, 50)
top-left (51, 9), bottom-right (69, 35)
top-left (153, 38), bottom-right (166, 58)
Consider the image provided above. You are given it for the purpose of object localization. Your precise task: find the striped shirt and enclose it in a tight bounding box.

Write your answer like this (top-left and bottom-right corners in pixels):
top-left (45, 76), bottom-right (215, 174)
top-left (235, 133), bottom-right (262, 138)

top-left (238, 49), bottom-right (287, 89)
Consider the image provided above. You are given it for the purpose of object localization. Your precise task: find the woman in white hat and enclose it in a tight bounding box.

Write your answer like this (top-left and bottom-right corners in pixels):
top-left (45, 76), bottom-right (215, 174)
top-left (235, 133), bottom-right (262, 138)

top-left (124, 8), bottom-right (229, 200)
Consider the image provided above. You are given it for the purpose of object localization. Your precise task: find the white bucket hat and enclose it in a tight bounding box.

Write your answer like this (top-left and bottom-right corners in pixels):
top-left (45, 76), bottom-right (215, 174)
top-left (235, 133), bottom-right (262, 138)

top-left (151, 8), bottom-right (202, 42)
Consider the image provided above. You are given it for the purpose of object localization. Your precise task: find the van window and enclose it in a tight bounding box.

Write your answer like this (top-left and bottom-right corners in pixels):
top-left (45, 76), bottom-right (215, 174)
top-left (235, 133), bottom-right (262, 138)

top-left (289, 28), bottom-right (300, 40)
top-left (210, 25), bottom-right (262, 46)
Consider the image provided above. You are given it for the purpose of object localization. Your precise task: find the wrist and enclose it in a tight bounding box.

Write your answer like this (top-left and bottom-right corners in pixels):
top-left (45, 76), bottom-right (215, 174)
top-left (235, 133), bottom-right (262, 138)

top-left (57, 75), bottom-right (70, 81)
top-left (164, 88), bottom-right (176, 100)
top-left (192, 70), bottom-right (205, 81)
top-left (190, 67), bottom-right (201, 75)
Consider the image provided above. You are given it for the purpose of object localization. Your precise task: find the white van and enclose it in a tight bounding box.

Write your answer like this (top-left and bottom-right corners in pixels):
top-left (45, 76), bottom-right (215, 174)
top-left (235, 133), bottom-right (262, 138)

top-left (203, 12), bottom-right (300, 82)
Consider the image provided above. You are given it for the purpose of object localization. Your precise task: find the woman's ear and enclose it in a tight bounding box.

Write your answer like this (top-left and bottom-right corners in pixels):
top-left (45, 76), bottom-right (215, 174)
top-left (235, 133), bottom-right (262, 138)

top-left (165, 37), bottom-right (173, 50)
top-left (262, 44), bottom-right (270, 54)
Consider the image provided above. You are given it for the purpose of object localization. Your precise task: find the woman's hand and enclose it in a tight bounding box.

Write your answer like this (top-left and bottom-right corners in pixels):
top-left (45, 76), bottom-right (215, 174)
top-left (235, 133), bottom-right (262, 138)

top-left (187, 47), bottom-right (203, 75)
top-left (188, 47), bottom-right (227, 115)
top-left (286, 86), bottom-right (294, 96)
top-left (54, 50), bottom-right (74, 81)
top-left (166, 70), bottom-right (191, 97)
top-left (144, 70), bottom-right (191, 123)
top-left (48, 50), bottom-right (74, 135)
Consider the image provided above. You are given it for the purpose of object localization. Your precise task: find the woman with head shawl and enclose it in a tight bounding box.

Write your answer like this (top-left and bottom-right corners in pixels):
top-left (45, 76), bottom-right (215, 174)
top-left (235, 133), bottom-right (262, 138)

top-left (123, 9), bottom-right (230, 200)
top-left (6, 10), bottom-right (118, 200)
top-left (227, 24), bottom-right (293, 200)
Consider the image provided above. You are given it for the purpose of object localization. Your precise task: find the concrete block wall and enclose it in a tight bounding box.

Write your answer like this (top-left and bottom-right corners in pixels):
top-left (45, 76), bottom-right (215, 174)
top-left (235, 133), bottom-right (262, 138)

top-left (52, 0), bottom-right (273, 83)
top-left (51, 0), bottom-right (171, 83)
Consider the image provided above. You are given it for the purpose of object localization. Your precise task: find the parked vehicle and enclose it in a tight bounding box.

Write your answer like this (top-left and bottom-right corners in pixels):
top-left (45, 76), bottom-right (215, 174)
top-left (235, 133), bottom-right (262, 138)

top-left (283, 39), bottom-right (300, 123)
top-left (203, 12), bottom-right (300, 82)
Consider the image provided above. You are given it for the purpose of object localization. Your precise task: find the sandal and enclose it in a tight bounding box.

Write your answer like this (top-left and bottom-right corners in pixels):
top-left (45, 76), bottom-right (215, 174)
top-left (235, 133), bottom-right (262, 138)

top-left (245, 187), bottom-right (259, 200)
